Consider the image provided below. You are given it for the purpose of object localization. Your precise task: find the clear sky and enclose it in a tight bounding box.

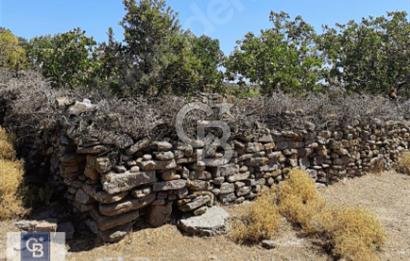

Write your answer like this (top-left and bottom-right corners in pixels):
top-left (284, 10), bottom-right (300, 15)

top-left (1, 0), bottom-right (409, 54)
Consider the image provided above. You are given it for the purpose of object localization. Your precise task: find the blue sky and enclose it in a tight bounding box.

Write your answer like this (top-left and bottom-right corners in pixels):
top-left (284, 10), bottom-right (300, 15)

top-left (1, 0), bottom-right (409, 54)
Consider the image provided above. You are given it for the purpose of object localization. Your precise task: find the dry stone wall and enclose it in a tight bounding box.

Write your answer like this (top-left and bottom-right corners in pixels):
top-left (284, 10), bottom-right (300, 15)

top-left (47, 99), bottom-right (410, 242)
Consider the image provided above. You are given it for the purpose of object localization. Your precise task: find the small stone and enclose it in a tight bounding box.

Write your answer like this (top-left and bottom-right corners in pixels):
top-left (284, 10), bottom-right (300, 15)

top-left (95, 157), bottom-right (112, 174)
top-left (99, 194), bottom-right (155, 216)
top-left (178, 195), bottom-right (211, 212)
top-left (102, 171), bottom-right (157, 194)
top-left (261, 240), bottom-right (276, 249)
top-left (126, 138), bottom-right (151, 155)
top-left (143, 154), bottom-right (152, 160)
top-left (90, 209), bottom-right (139, 231)
top-left (154, 151), bottom-right (175, 160)
top-left (153, 179), bottom-right (187, 192)
top-left (131, 187), bottom-right (152, 198)
top-left (130, 166), bottom-right (140, 173)
top-left (15, 220), bottom-right (57, 232)
top-left (227, 172), bottom-right (250, 182)
top-left (153, 141), bottom-right (173, 151)
top-left (219, 183), bottom-right (235, 194)
top-left (160, 170), bottom-right (181, 181)
top-left (138, 160), bottom-right (157, 171)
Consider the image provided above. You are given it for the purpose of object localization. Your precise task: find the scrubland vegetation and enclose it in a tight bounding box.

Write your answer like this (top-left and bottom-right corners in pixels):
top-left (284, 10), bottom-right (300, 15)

top-left (1, 0), bottom-right (409, 98)
top-left (398, 151), bottom-right (410, 175)
top-left (230, 169), bottom-right (386, 261)
top-left (0, 128), bottom-right (25, 220)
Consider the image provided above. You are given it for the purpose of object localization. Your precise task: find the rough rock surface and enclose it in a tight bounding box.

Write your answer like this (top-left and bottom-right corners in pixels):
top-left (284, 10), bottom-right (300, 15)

top-left (177, 206), bottom-right (230, 236)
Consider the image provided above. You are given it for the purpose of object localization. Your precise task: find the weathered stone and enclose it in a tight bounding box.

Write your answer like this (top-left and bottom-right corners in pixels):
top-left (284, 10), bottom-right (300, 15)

top-left (219, 183), bottom-right (235, 194)
top-left (113, 165), bottom-right (127, 173)
top-left (227, 172), bottom-right (250, 182)
top-left (236, 186), bottom-right (251, 197)
top-left (99, 194), bottom-right (156, 216)
top-left (82, 184), bottom-right (128, 204)
top-left (131, 186), bottom-right (152, 198)
top-left (95, 157), bottom-right (112, 174)
top-left (102, 171), bottom-right (157, 194)
top-left (90, 208), bottom-right (139, 231)
top-left (246, 142), bottom-right (264, 153)
top-left (154, 159), bottom-right (177, 170)
top-left (218, 192), bottom-right (236, 204)
top-left (137, 160), bottom-right (157, 171)
top-left (178, 195), bottom-right (211, 212)
top-left (126, 138), bottom-right (151, 155)
top-left (154, 151), bottom-right (175, 160)
top-left (178, 206), bottom-right (230, 236)
top-left (153, 141), bottom-right (173, 151)
top-left (15, 220), bottom-right (57, 232)
top-left (219, 164), bottom-right (239, 177)
top-left (77, 145), bottom-right (109, 154)
top-left (153, 179), bottom-right (187, 192)
top-left (146, 203), bottom-right (173, 227)
top-left (187, 180), bottom-right (211, 191)
top-left (259, 134), bottom-right (273, 143)
top-left (160, 170), bottom-right (181, 181)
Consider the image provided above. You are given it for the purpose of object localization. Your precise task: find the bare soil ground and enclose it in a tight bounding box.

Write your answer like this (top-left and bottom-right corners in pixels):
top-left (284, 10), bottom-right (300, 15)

top-left (1, 171), bottom-right (409, 261)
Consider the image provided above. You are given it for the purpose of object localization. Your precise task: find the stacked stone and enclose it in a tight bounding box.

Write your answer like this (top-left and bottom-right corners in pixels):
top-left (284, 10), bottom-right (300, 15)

top-left (49, 101), bottom-right (410, 242)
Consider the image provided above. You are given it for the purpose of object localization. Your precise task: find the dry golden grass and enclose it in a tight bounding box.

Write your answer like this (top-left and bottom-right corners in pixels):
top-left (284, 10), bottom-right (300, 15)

top-left (397, 151), bottom-right (410, 175)
top-left (0, 128), bottom-right (16, 160)
top-left (313, 207), bottom-right (385, 261)
top-left (278, 169), bottom-right (326, 231)
top-left (0, 159), bottom-right (26, 220)
top-left (229, 191), bottom-right (281, 244)
top-left (0, 127), bottom-right (26, 220)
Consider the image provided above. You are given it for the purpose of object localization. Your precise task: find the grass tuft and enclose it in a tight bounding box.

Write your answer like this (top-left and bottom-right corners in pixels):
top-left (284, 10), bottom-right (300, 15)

top-left (397, 151), bottom-right (410, 175)
top-left (0, 127), bottom-right (26, 220)
top-left (229, 191), bottom-right (281, 244)
top-left (0, 159), bottom-right (26, 219)
top-left (278, 169), bottom-right (326, 231)
top-left (313, 207), bottom-right (385, 261)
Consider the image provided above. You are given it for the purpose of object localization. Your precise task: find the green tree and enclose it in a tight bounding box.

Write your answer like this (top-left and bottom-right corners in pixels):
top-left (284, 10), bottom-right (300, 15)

top-left (27, 28), bottom-right (97, 88)
top-left (191, 35), bottom-right (224, 93)
top-left (120, 0), bottom-right (180, 95)
top-left (119, 0), bottom-right (223, 96)
top-left (225, 12), bottom-right (323, 94)
top-left (318, 11), bottom-right (410, 96)
top-left (0, 28), bottom-right (27, 73)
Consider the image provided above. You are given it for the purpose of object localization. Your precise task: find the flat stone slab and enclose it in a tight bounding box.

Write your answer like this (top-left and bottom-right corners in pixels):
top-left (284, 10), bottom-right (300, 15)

top-left (177, 206), bottom-right (230, 236)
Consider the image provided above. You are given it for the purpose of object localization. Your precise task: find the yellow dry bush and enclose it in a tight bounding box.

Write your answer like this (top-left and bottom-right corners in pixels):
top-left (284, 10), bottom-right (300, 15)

top-left (278, 169), bottom-right (325, 231)
top-left (314, 207), bottom-right (385, 261)
top-left (0, 159), bottom-right (26, 219)
top-left (397, 151), bottom-right (410, 175)
top-left (229, 192), bottom-right (281, 244)
top-left (0, 128), bottom-right (16, 160)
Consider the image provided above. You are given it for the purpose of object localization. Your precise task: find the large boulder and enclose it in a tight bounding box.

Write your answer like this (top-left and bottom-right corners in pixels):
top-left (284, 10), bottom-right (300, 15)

top-left (177, 206), bottom-right (230, 236)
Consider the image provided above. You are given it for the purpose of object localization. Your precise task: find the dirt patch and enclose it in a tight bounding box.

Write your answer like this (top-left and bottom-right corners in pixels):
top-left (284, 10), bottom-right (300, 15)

top-left (1, 171), bottom-right (409, 261)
